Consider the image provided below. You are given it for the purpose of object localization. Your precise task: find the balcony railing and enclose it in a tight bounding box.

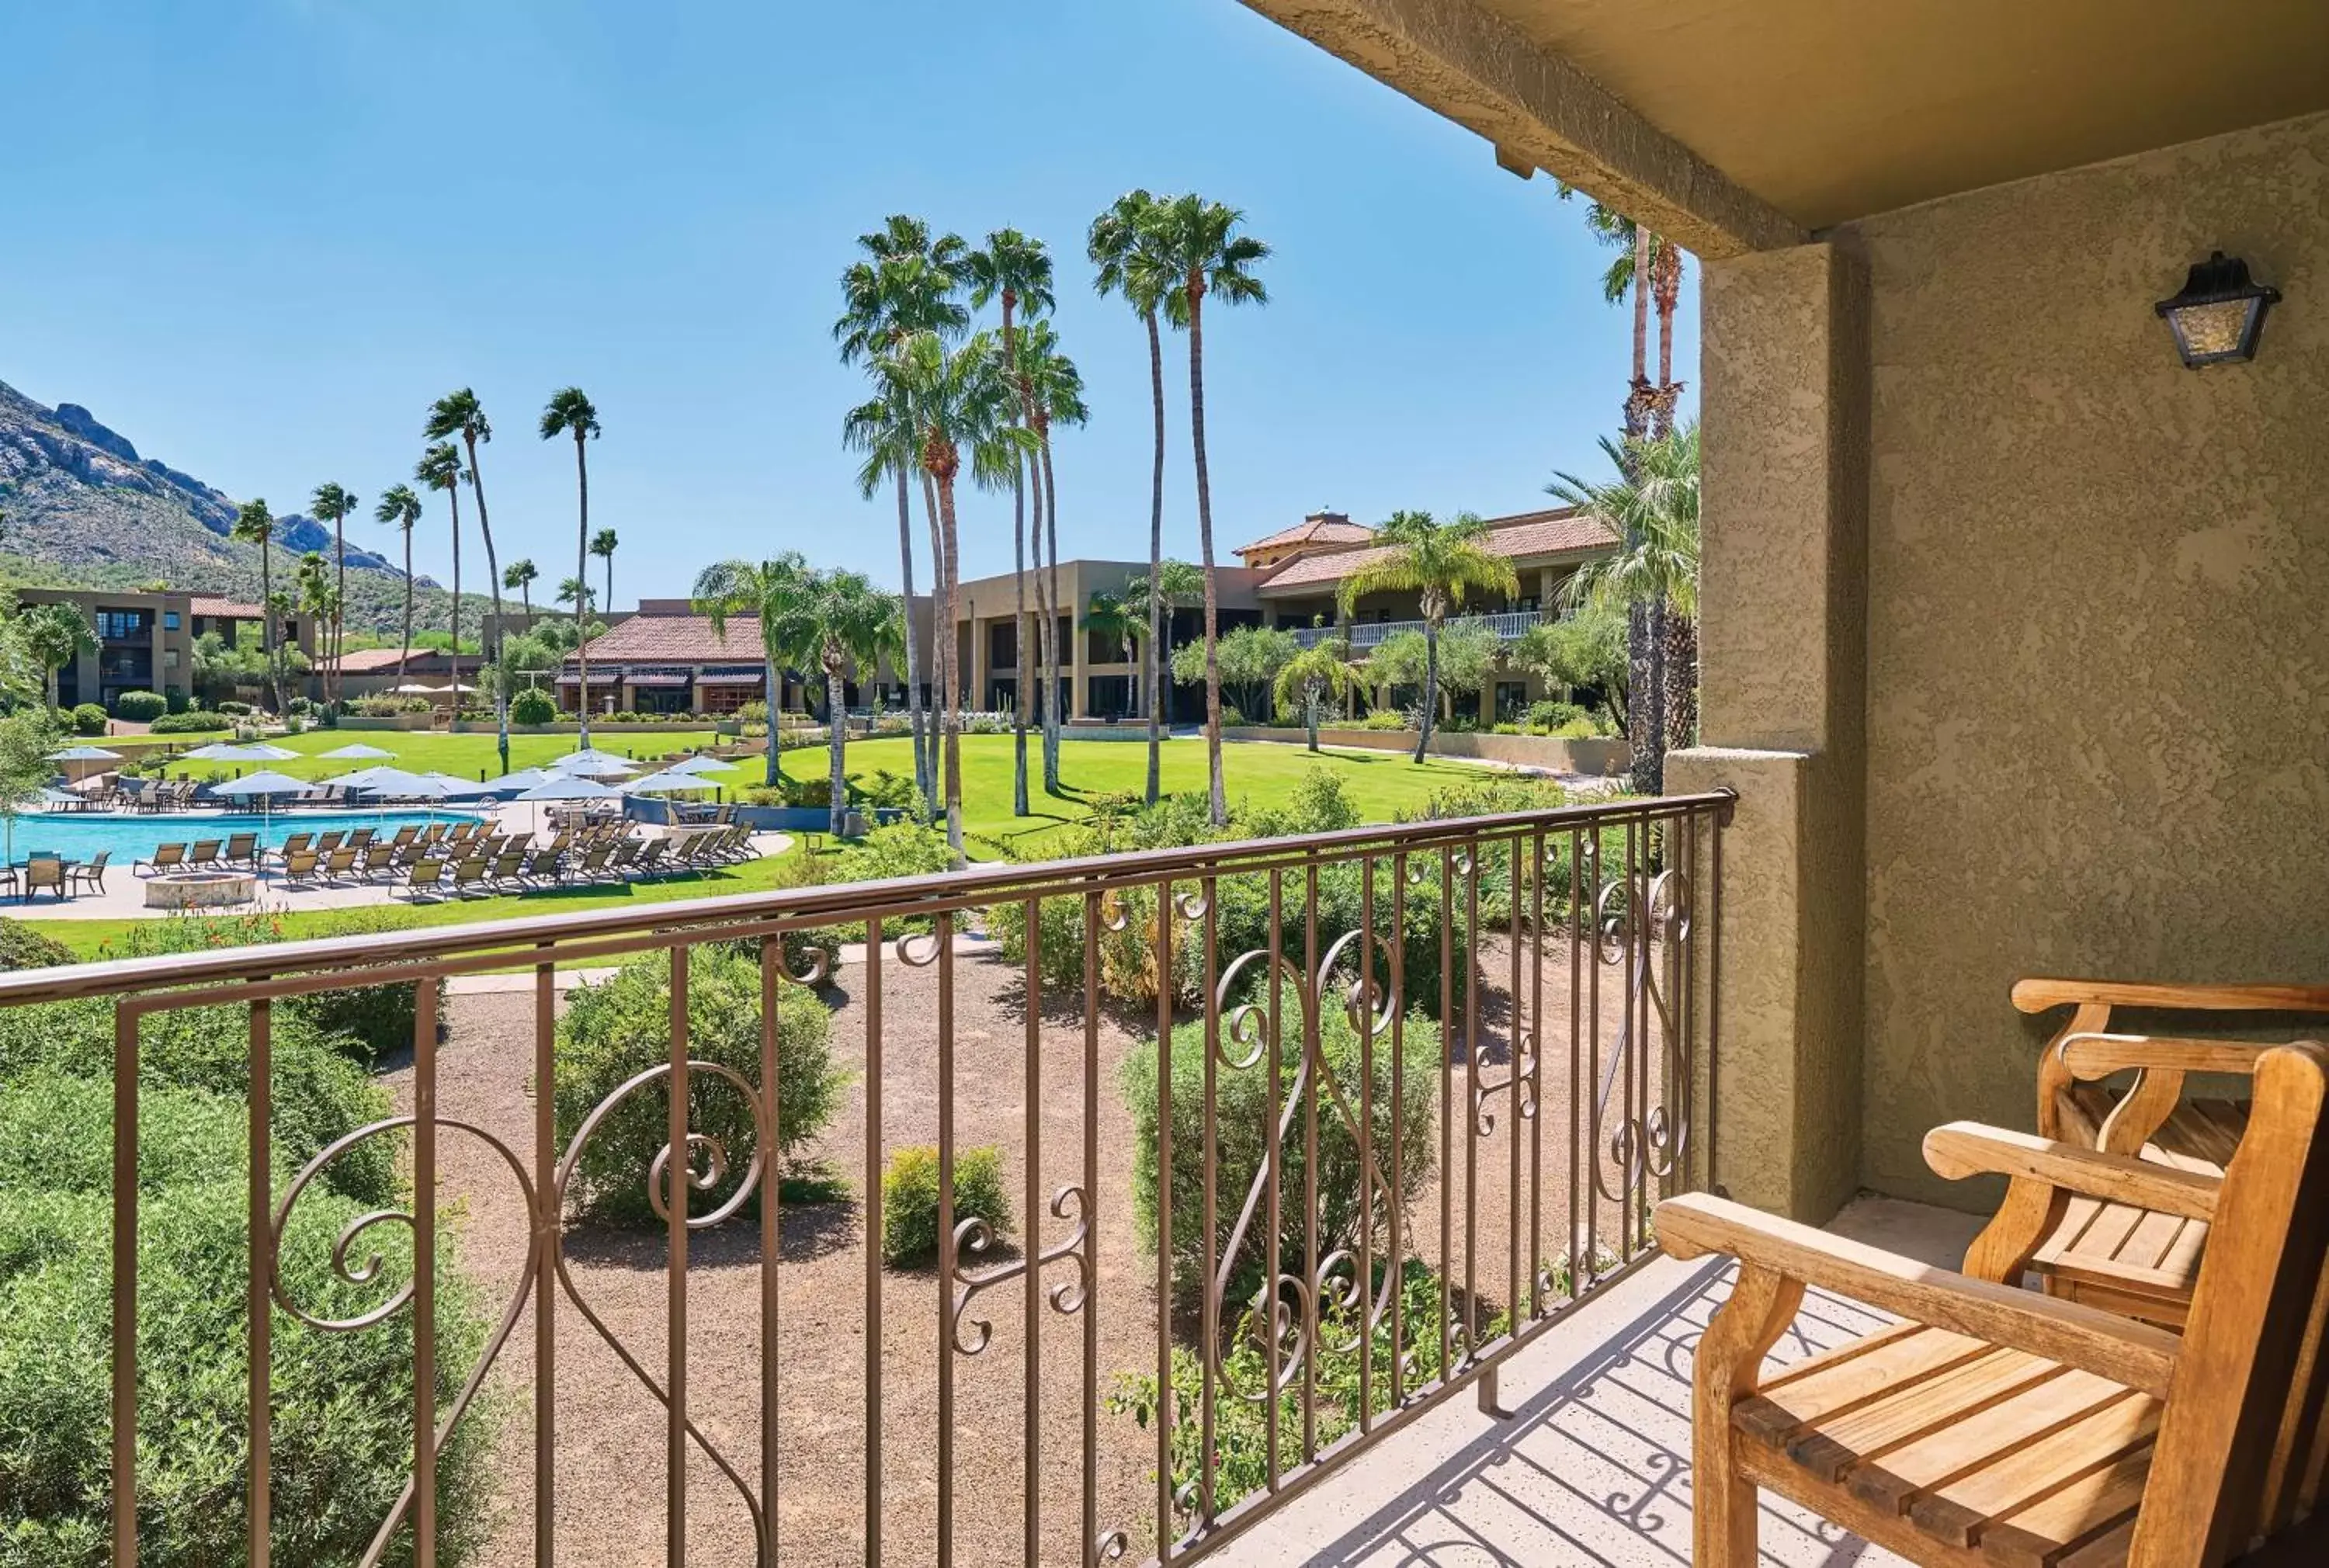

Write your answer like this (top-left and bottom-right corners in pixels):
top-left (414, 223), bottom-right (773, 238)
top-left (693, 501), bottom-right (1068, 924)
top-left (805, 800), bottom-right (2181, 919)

top-left (1292, 610), bottom-right (1554, 650)
top-left (36, 789), bottom-right (1728, 1566)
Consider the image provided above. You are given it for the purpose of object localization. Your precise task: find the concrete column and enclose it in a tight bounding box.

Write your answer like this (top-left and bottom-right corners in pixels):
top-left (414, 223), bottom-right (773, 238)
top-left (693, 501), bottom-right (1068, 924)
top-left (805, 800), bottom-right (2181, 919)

top-left (1070, 600), bottom-right (1089, 720)
top-left (969, 611), bottom-right (989, 711)
top-left (1665, 241), bottom-right (1869, 1224)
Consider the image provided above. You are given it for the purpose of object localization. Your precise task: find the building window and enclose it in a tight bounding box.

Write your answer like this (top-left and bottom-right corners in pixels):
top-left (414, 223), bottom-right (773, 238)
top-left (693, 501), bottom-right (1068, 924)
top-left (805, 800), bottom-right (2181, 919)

top-left (163, 610), bottom-right (181, 630)
top-left (1496, 682), bottom-right (1529, 720)
top-left (164, 650), bottom-right (180, 670)
top-left (96, 609), bottom-right (149, 641)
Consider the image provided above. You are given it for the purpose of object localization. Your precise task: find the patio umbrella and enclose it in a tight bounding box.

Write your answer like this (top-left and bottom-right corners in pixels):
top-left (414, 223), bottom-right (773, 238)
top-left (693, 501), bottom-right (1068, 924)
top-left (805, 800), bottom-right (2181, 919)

top-left (179, 741), bottom-right (259, 761)
top-left (237, 743), bottom-right (302, 761)
top-left (466, 767), bottom-right (557, 796)
top-left (668, 755), bottom-right (737, 775)
top-left (319, 743), bottom-right (397, 760)
top-left (36, 786), bottom-right (82, 807)
top-left (46, 744), bottom-right (121, 761)
top-left (207, 768), bottom-right (315, 829)
top-left (623, 768), bottom-right (718, 793)
top-left (517, 775), bottom-right (626, 801)
top-left (554, 755), bottom-right (640, 779)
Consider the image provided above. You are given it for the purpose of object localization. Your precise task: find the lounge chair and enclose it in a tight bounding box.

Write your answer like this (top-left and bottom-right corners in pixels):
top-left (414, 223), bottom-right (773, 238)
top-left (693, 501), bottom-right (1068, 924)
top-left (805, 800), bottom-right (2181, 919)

top-left (321, 848), bottom-right (359, 883)
top-left (488, 852), bottom-right (526, 890)
top-left (314, 831), bottom-right (345, 855)
top-left (276, 833), bottom-right (314, 866)
top-left (394, 859), bottom-right (446, 901)
top-left (420, 824), bottom-right (448, 847)
top-left (448, 858), bottom-right (491, 897)
top-left (280, 851), bottom-right (321, 888)
top-left (136, 842), bottom-right (186, 876)
top-left (522, 846), bottom-right (565, 885)
top-left (23, 858), bottom-right (67, 901)
top-left (387, 825), bottom-right (418, 851)
top-left (346, 827), bottom-right (375, 851)
top-left (357, 843), bottom-right (400, 880)
top-left (68, 851), bottom-right (111, 896)
top-left (224, 833), bottom-right (259, 870)
top-left (571, 843), bottom-right (615, 884)
top-left (186, 840), bottom-right (222, 868)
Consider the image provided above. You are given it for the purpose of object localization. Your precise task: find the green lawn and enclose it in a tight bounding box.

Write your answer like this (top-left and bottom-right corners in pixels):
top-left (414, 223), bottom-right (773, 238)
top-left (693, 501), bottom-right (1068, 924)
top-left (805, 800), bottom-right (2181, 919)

top-left (23, 734), bottom-right (1511, 958)
top-left (120, 727), bottom-right (734, 782)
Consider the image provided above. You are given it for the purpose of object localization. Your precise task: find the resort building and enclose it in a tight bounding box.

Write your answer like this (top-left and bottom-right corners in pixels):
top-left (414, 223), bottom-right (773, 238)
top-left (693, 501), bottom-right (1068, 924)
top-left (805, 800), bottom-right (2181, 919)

top-left (559, 596), bottom-right (936, 716)
top-left (314, 645), bottom-right (485, 702)
top-left (15, 585), bottom-right (316, 711)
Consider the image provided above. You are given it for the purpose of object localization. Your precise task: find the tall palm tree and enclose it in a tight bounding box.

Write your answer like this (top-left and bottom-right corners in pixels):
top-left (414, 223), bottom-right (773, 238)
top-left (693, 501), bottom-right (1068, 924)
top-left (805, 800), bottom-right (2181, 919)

top-left (1273, 633), bottom-right (1362, 753)
top-left (591, 528), bottom-right (618, 619)
top-left (966, 229), bottom-right (1056, 810)
top-left (539, 387), bottom-right (602, 741)
top-left (692, 555), bottom-right (814, 787)
top-left (1088, 189), bottom-right (1178, 804)
top-left (373, 484), bottom-right (422, 678)
top-left (425, 390), bottom-right (508, 771)
top-left (888, 328), bottom-right (1034, 859)
top-left (21, 602), bottom-right (95, 713)
top-left (415, 442), bottom-right (465, 682)
top-left (1550, 425), bottom-right (1701, 794)
top-left (1147, 194), bottom-right (1269, 825)
top-left (1014, 317), bottom-right (1088, 793)
top-left (1335, 510), bottom-right (1519, 762)
top-left (837, 220), bottom-right (970, 817)
top-left (1079, 591), bottom-right (1143, 718)
top-left (295, 550), bottom-right (339, 702)
top-left (308, 481), bottom-right (356, 706)
top-left (505, 560), bottom-right (538, 620)
top-left (230, 498), bottom-right (289, 714)
top-left (1121, 558), bottom-right (1205, 733)
top-left (772, 568), bottom-right (905, 837)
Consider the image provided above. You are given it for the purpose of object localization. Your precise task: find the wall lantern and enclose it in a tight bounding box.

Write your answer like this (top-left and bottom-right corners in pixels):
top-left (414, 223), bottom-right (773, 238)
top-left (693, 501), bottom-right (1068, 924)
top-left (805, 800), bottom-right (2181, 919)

top-left (2154, 251), bottom-right (2280, 367)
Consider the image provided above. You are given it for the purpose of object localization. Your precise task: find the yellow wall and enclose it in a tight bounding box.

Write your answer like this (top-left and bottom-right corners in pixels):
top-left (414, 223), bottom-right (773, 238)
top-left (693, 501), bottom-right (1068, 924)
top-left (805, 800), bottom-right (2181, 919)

top-left (1841, 110), bottom-right (2329, 1204)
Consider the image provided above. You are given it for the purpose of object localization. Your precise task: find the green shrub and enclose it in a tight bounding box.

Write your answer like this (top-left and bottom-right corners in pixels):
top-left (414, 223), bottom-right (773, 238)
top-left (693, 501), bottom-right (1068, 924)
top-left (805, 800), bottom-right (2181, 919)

top-left (1359, 708), bottom-right (1411, 731)
top-left (880, 1144), bottom-right (1012, 1268)
top-left (1123, 997), bottom-right (1438, 1307)
top-left (845, 768), bottom-right (921, 813)
top-left (286, 696), bottom-right (314, 717)
top-left (0, 918), bottom-right (72, 972)
top-left (1219, 705), bottom-right (1249, 729)
top-left (217, 700), bottom-right (252, 716)
top-left (110, 689), bottom-right (168, 722)
top-left (149, 710), bottom-right (231, 734)
top-left (0, 1084), bottom-right (492, 1566)
top-left (554, 949), bottom-right (845, 1226)
top-left (163, 687), bottom-right (189, 714)
top-left (1524, 699), bottom-right (1586, 734)
top-left (510, 688), bottom-right (557, 725)
top-left (68, 703), bottom-right (107, 737)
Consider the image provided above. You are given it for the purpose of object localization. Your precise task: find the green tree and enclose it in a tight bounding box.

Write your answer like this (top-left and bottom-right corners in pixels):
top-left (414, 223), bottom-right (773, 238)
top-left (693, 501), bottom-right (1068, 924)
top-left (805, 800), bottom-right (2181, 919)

top-left (293, 551), bottom-right (341, 701)
top-left (0, 708), bottom-right (61, 861)
top-left (539, 387), bottom-right (602, 740)
top-left (1171, 623), bottom-right (1296, 723)
top-left (1079, 591), bottom-right (1141, 667)
top-left (372, 484), bottom-right (422, 679)
top-left (1510, 602), bottom-right (1629, 733)
top-left (1335, 510), bottom-right (1519, 761)
top-left (19, 602), bottom-right (95, 713)
top-left (692, 556), bottom-right (814, 787)
top-left (591, 527), bottom-right (618, 618)
top-left (414, 442), bottom-right (465, 702)
top-left (836, 218), bottom-right (970, 817)
top-left (308, 480), bottom-right (357, 705)
top-left (1147, 194), bottom-right (1269, 824)
top-left (1425, 616), bottom-right (1501, 723)
top-left (1273, 633), bottom-right (1362, 751)
top-left (1089, 188), bottom-right (1180, 805)
top-left (504, 559), bottom-right (537, 620)
top-left (1013, 317), bottom-right (1088, 793)
top-left (229, 498), bottom-right (288, 714)
top-left (772, 567), bottom-right (905, 836)
top-left (1549, 425), bottom-right (1699, 791)
top-left (426, 389), bottom-right (509, 772)
top-left (1122, 558), bottom-right (1205, 744)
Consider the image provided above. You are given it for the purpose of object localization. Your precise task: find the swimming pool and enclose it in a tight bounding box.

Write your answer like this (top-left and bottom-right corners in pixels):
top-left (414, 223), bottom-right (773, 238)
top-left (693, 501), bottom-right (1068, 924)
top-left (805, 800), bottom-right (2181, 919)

top-left (5, 810), bottom-right (485, 863)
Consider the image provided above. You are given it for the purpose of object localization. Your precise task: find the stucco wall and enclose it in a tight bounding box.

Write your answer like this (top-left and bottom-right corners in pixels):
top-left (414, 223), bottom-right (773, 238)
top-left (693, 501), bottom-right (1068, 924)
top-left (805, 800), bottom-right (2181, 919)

top-left (1841, 110), bottom-right (2329, 1205)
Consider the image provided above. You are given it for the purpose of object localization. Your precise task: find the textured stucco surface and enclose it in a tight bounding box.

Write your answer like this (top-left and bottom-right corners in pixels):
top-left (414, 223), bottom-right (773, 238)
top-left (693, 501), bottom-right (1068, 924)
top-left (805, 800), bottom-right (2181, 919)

top-left (1844, 111), bottom-right (2329, 1206)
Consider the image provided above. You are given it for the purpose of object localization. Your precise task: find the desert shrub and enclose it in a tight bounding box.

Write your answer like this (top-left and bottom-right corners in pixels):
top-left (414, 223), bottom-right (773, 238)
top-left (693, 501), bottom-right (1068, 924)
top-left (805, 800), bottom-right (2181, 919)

top-left (1110, 1260), bottom-right (1505, 1518)
top-left (554, 948), bottom-right (845, 1226)
top-left (845, 768), bottom-right (920, 813)
top-left (163, 687), bottom-right (190, 713)
top-left (0, 1074), bottom-right (492, 1566)
top-left (110, 689), bottom-right (168, 722)
top-left (349, 695), bottom-right (431, 716)
top-left (510, 688), bottom-right (557, 725)
top-left (217, 700), bottom-right (252, 716)
top-left (963, 712), bottom-right (1011, 735)
top-left (880, 1144), bottom-right (1011, 1268)
top-left (1524, 699), bottom-right (1586, 734)
top-left (1219, 705), bottom-right (1249, 729)
top-left (286, 696), bottom-right (314, 717)
top-left (1358, 708), bottom-right (1411, 731)
top-left (68, 703), bottom-right (108, 736)
top-left (0, 918), bottom-right (72, 972)
top-left (1123, 999), bottom-right (1439, 1307)
top-left (149, 710), bottom-right (231, 734)
top-left (823, 821), bottom-right (952, 939)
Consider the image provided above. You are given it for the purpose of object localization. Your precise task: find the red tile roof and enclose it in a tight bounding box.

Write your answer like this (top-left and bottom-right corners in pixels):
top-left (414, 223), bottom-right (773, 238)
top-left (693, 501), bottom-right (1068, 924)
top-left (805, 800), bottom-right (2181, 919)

top-left (188, 595), bottom-right (265, 619)
top-left (323, 647), bottom-right (478, 675)
top-left (1234, 515), bottom-right (1375, 557)
top-left (569, 612), bottom-right (760, 665)
top-left (1254, 508), bottom-right (1616, 593)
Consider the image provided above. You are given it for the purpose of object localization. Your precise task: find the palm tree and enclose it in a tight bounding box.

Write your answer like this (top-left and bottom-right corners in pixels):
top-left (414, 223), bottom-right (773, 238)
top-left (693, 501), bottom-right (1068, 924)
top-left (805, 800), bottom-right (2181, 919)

top-left (1335, 510), bottom-right (1519, 762)
top-left (21, 602), bottom-right (95, 713)
top-left (1088, 189), bottom-right (1180, 804)
top-left (505, 560), bottom-right (538, 621)
top-left (1550, 425), bottom-right (1701, 794)
top-left (295, 550), bottom-right (340, 699)
top-left (887, 328), bottom-right (1035, 859)
top-left (692, 556), bottom-right (814, 788)
top-left (230, 498), bottom-right (289, 714)
top-left (425, 390), bottom-right (509, 772)
top-left (591, 528), bottom-right (618, 618)
top-left (1121, 557), bottom-right (1205, 737)
top-left (773, 568), bottom-right (905, 837)
top-left (373, 484), bottom-right (422, 678)
top-left (308, 481), bottom-right (357, 706)
top-left (539, 387), bottom-right (602, 741)
top-left (414, 443), bottom-right (465, 684)
top-left (1147, 193), bottom-right (1269, 826)
top-left (1013, 317), bottom-right (1088, 793)
top-left (837, 220), bottom-right (971, 817)
top-left (1274, 633), bottom-right (1362, 752)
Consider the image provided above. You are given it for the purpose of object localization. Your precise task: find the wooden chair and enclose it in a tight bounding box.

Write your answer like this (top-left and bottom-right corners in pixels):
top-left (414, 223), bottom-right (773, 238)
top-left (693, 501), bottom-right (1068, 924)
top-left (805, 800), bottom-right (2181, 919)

top-left (1661, 1040), bottom-right (2329, 1568)
top-left (1996, 978), bottom-right (2329, 1327)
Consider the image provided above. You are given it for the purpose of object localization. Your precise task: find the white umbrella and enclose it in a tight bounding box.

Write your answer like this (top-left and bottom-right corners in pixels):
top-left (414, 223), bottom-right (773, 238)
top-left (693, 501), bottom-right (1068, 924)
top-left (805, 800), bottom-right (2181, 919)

top-left (237, 743), bottom-right (302, 761)
top-left (180, 741), bottom-right (258, 761)
top-left (209, 770), bottom-right (314, 798)
top-left (554, 755), bottom-right (640, 779)
top-left (47, 744), bottom-right (121, 761)
top-left (319, 743), bottom-right (397, 760)
top-left (668, 755), bottom-right (737, 775)
top-left (467, 767), bottom-right (557, 794)
top-left (36, 786), bottom-right (82, 807)
top-left (623, 768), bottom-right (718, 793)
top-left (516, 775), bottom-right (626, 801)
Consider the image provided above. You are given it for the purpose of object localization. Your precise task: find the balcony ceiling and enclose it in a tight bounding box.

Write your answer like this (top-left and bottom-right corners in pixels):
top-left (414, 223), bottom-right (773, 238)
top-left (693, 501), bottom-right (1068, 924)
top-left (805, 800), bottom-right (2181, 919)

top-left (1254, 0), bottom-right (2329, 232)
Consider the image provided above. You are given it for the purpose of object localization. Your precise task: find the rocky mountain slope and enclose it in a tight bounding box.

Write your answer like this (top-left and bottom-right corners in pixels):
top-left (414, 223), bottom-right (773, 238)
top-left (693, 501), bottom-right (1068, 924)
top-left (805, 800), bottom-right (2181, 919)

top-left (0, 378), bottom-right (487, 636)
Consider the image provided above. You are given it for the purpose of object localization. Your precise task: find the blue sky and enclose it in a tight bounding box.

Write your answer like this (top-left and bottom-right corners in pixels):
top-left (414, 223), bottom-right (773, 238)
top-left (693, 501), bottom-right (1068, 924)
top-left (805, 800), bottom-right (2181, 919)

top-left (0, 0), bottom-right (1696, 601)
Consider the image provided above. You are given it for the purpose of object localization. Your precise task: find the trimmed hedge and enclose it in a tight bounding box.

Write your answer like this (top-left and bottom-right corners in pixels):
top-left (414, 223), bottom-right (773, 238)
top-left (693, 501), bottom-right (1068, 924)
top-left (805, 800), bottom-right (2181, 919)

top-left (148, 710), bottom-right (231, 734)
top-left (509, 688), bottom-right (557, 725)
top-left (110, 689), bottom-right (168, 722)
top-left (880, 1144), bottom-right (1012, 1268)
top-left (69, 703), bottom-right (107, 737)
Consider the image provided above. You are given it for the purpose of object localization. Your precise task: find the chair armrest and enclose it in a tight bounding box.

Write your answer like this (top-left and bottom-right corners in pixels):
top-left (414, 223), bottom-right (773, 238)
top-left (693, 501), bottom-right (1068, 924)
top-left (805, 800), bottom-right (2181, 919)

top-left (2053, 1031), bottom-right (2279, 1083)
top-left (1655, 1193), bottom-right (2181, 1397)
top-left (2014, 976), bottom-right (2329, 1015)
top-left (1923, 1122), bottom-right (2220, 1219)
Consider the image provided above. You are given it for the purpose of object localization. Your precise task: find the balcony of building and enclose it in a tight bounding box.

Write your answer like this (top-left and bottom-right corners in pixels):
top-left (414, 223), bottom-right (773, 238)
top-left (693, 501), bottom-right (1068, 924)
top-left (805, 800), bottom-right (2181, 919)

top-left (1290, 609), bottom-right (1557, 651)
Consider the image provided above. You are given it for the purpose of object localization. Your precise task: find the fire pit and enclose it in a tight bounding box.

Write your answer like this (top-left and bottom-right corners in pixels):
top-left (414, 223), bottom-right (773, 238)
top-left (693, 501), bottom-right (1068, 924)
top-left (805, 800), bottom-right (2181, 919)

top-left (144, 869), bottom-right (258, 910)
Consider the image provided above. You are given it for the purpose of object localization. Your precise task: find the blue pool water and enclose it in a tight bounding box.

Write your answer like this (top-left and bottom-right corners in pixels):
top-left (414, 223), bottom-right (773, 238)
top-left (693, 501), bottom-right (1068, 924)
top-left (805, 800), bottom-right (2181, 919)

top-left (6, 810), bottom-right (484, 863)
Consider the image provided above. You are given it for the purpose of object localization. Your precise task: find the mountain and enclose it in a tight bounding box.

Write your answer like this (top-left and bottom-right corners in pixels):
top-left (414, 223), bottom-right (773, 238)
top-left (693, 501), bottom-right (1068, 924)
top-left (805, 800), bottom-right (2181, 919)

top-left (0, 377), bottom-right (491, 637)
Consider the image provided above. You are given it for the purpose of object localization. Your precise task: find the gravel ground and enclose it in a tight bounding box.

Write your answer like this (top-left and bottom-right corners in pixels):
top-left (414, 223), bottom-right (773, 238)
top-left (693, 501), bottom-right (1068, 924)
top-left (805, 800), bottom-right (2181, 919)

top-left (390, 922), bottom-right (1678, 1566)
